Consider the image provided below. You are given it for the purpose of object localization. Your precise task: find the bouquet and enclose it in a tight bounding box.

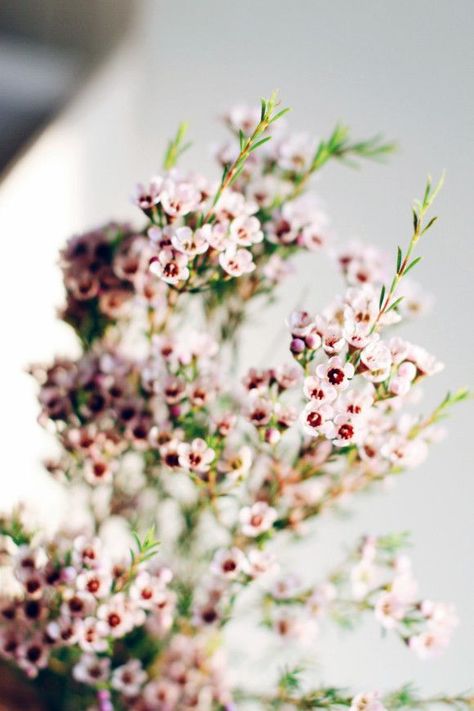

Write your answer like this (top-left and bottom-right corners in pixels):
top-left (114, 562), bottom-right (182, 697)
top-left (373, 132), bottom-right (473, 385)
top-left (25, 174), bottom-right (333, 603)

top-left (0, 92), bottom-right (470, 710)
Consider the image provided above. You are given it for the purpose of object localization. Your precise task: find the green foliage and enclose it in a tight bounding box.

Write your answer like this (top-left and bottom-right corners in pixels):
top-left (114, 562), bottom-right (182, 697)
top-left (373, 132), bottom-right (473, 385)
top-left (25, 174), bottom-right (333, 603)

top-left (130, 525), bottom-right (160, 566)
top-left (376, 531), bottom-right (411, 554)
top-left (163, 122), bottom-right (192, 170)
top-left (407, 388), bottom-right (470, 441)
top-left (175, 581), bottom-right (194, 618)
top-left (311, 124), bottom-right (396, 172)
top-left (284, 124), bottom-right (395, 203)
top-left (0, 513), bottom-right (31, 545)
top-left (374, 175), bottom-right (443, 326)
top-left (435, 388), bottom-right (471, 416)
top-left (278, 665), bottom-right (304, 694)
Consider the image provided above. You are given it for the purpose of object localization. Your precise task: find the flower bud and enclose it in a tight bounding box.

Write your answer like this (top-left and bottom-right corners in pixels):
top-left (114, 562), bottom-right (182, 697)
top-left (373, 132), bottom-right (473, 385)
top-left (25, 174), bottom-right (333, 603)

top-left (305, 332), bottom-right (322, 350)
top-left (290, 338), bottom-right (305, 354)
top-left (265, 428), bottom-right (281, 445)
top-left (169, 404), bottom-right (181, 418)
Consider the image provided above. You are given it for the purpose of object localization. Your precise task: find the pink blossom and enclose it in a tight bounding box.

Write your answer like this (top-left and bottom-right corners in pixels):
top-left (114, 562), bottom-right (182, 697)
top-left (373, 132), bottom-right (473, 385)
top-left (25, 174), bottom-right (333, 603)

top-left (76, 569), bottom-right (112, 599)
top-left (224, 104), bottom-right (261, 134)
top-left (214, 189), bottom-right (258, 220)
top-left (316, 357), bottom-right (354, 391)
top-left (83, 457), bottom-right (115, 486)
top-left (14, 546), bottom-right (47, 581)
top-left (360, 340), bottom-right (392, 383)
top-left (389, 361), bottom-right (417, 396)
top-left (217, 446), bottom-right (253, 482)
top-left (337, 384), bottom-right (375, 418)
top-left (149, 248), bottom-right (190, 285)
top-left (72, 537), bottom-right (103, 569)
top-left (407, 344), bottom-right (444, 377)
top-left (272, 574), bottom-right (302, 600)
top-left (303, 376), bottom-right (337, 404)
top-left (242, 368), bottom-right (271, 392)
top-left (398, 280), bottom-right (434, 319)
top-left (73, 653), bottom-right (110, 686)
top-left (239, 502), bottom-right (277, 537)
top-left (409, 630), bottom-right (451, 659)
top-left (322, 325), bottom-right (346, 356)
top-left (274, 364), bottom-right (301, 390)
top-left (299, 220), bottom-right (329, 251)
top-left (276, 132), bottom-right (317, 172)
top-left (421, 600), bottom-right (459, 635)
top-left (374, 591), bottom-right (408, 629)
top-left (148, 225), bottom-right (174, 248)
top-left (300, 402), bottom-right (334, 437)
top-left (46, 616), bottom-right (82, 647)
top-left (171, 226), bottom-right (210, 256)
top-left (61, 591), bottom-right (96, 620)
top-left (97, 594), bottom-right (136, 638)
top-left (211, 548), bottom-right (248, 579)
top-left (337, 240), bottom-right (387, 286)
top-left (351, 560), bottom-right (378, 599)
top-left (328, 413), bottom-right (364, 447)
top-left (350, 692), bottom-right (387, 711)
top-left (273, 610), bottom-right (309, 640)
top-left (17, 636), bottom-right (49, 678)
top-left (388, 336), bottom-right (411, 365)
top-left (130, 571), bottom-right (168, 610)
top-left (263, 254), bottom-right (294, 284)
top-left (111, 659), bottom-right (147, 697)
top-left (219, 246), bottom-right (255, 277)
top-left (247, 175), bottom-right (289, 209)
top-left (246, 396), bottom-right (273, 427)
top-left (143, 678), bottom-right (180, 708)
top-left (160, 179), bottom-right (201, 217)
top-left (75, 617), bottom-right (109, 653)
top-left (230, 215), bottom-right (263, 246)
top-left (343, 319), bottom-right (374, 350)
top-left (381, 435), bottom-right (428, 469)
top-left (178, 438), bottom-right (215, 474)
top-left (132, 176), bottom-right (163, 211)
top-left (246, 549), bottom-right (278, 578)
top-left (287, 309), bottom-right (315, 338)
top-left (306, 583), bottom-right (336, 618)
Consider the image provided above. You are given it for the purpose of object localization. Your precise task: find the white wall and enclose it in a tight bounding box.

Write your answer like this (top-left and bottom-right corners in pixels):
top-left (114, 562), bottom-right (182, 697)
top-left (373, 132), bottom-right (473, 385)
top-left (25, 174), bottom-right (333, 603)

top-left (1, 0), bottom-right (472, 696)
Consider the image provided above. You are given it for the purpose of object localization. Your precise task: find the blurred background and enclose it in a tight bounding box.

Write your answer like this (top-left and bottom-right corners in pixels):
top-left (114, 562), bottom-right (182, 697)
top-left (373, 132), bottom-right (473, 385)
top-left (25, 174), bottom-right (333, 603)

top-left (0, 0), bottom-right (472, 697)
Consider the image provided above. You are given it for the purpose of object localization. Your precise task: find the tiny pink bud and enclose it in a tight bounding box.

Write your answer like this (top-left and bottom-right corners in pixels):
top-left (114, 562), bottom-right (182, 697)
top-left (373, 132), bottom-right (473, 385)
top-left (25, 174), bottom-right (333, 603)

top-left (61, 566), bottom-right (77, 583)
top-left (265, 428), bottom-right (281, 445)
top-left (290, 338), bottom-right (305, 354)
top-left (305, 332), bottom-right (321, 350)
top-left (169, 404), bottom-right (181, 418)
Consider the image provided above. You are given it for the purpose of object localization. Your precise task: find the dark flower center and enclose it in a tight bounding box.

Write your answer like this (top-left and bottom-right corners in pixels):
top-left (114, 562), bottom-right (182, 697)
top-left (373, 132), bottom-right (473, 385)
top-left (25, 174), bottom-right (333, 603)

top-left (328, 368), bottom-right (344, 385)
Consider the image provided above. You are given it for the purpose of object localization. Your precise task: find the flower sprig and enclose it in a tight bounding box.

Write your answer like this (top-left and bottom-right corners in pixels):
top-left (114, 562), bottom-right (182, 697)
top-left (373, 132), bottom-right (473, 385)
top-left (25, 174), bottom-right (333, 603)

top-left (237, 672), bottom-right (474, 710)
top-left (409, 387), bottom-right (471, 439)
top-left (202, 90), bottom-right (290, 223)
top-left (374, 174), bottom-right (444, 330)
top-left (287, 124), bottom-right (396, 201)
top-left (258, 533), bottom-right (457, 658)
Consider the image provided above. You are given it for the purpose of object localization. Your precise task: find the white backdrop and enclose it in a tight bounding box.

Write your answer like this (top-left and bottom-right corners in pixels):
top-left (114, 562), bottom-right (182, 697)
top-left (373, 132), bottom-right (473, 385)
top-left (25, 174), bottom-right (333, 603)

top-left (1, 0), bottom-right (472, 696)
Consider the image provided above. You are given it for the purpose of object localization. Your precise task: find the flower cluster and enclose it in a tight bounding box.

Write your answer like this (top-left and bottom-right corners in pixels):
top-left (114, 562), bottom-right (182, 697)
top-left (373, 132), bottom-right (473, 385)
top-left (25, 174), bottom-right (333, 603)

top-left (0, 526), bottom-right (172, 686)
top-left (259, 534), bottom-right (458, 658)
top-left (31, 349), bottom-right (152, 485)
top-left (0, 96), bottom-right (469, 710)
top-left (60, 223), bottom-right (164, 346)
